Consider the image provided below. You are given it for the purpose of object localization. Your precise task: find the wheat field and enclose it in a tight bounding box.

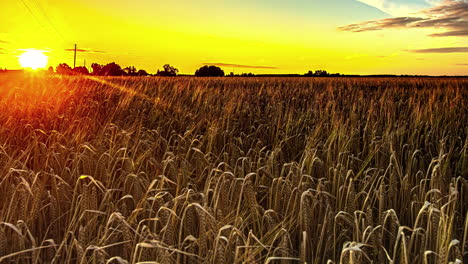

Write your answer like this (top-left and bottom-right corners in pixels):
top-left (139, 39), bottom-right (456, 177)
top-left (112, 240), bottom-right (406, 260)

top-left (0, 73), bottom-right (466, 263)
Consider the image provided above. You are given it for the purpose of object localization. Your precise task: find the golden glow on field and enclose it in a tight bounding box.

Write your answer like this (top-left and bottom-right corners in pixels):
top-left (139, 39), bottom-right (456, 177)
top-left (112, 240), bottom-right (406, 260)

top-left (19, 50), bottom-right (48, 70)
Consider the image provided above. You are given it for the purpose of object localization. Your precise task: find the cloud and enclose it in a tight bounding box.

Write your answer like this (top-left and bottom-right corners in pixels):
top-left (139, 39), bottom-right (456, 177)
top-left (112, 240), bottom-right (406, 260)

top-left (429, 29), bottom-right (468, 36)
top-left (64, 48), bottom-right (106, 53)
top-left (339, 0), bottom-right (468, 37)
top-left (408, 47), bottom-right (468, 52)
top-left (356, 0), bottom-right (432, 16)
top-left (0, 33), bottom-right (16, 44)
top-left (339, 17), bottom-right (427, 32)
top-left (203, 63), bottom-right (278, 69)
top-left (455, 63), bottom-right (468, 65)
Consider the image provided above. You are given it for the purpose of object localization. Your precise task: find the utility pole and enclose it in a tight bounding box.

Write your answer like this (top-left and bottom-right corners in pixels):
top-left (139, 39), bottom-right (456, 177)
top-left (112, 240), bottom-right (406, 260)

top-left (73, 44), bottom-right (77, 69)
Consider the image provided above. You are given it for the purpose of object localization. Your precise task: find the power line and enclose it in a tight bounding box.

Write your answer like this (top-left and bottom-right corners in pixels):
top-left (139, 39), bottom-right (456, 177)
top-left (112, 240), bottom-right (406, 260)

top-left (30, 0), bottom-right (65, 40)
top-left (74, 44), bottom-right (76, 68)
top-left (19, 0), bottom-right (48, 33)
top-left (18, 0), bottom-right (65, 42)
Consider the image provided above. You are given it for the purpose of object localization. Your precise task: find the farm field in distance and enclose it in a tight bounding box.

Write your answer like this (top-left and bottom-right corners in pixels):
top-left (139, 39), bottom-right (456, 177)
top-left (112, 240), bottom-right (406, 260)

top-left (0, 73), bottom-right (467, 263)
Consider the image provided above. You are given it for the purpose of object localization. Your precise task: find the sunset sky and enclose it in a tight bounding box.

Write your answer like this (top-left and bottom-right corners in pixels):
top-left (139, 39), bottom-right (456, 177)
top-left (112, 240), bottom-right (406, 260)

top-left (0, 0), bottom-right (467, 75)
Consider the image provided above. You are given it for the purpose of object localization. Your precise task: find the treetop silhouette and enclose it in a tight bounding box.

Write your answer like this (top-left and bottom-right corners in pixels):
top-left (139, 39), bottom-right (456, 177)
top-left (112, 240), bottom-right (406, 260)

top-left (195, 65), bottom-right (224, 77)
top-left (156, 64), bottom-right (179, 76)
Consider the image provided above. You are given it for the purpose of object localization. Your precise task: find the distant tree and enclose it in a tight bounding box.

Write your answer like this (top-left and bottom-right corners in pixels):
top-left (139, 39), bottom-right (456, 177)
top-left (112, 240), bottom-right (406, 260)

top-left (73, 66), bottom-right (89, 75)
top-left (47, 66), bottom-right (54, 74)
top-left (101, 62), bottom-right (125, 76)
top-left (156, 64), bottom-right (179, 76)
top-left (56, 63), bottom-right (73, 75)
top-left (314, 70), bottom-right (329, 76)
top-left (305, 70), bottom-right (333, 77)
top-left (241, 73), bottom-right (255, 77)
top-left (195, 65), bottom-right (224, 77)
top-left (124, 66), bottom-right (137, 76)
top-left (91, 63), bottom-right (103, 75)
top-left (137, 69), bottom-right (149, 76)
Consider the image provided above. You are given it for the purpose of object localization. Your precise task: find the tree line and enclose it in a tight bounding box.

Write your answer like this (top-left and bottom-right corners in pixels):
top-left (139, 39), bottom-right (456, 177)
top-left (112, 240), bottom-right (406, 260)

top-left (228, 70), bottom-right (341, 77)
top-left (51, 62), bottom-right (179, 77)
top-left (50, 62), bottom-right (341, 77)
top-left (51, 63), bottom-right (227, 77)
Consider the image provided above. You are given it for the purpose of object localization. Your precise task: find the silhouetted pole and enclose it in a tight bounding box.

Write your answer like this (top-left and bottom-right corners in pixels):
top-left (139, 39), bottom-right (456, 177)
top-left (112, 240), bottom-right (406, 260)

top-left (73, 44), bottom-right (77, 69)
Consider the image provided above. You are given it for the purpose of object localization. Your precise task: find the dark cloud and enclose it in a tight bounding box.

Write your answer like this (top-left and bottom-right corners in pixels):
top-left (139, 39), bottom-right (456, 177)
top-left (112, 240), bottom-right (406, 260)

top-left (338, 0), bottom-right (468, 37)
top-left (339, 17), bottom-right (427, 32)
top-left (64, 48), bottom-right (106, 53)
top-left (429, 28), bottom-right (468, 36)
top-left (409, 47), bottom-right (468, 53)
top-left (203, 63), bottom-right (278, 69)
top-left (0, 40), bottom-right (9, 44)
top-left (456, 63), bottom-right (468, 65)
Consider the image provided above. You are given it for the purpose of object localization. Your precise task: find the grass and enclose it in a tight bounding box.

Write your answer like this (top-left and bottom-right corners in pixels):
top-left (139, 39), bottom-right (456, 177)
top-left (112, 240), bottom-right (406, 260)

top-left (0, 73), bottom-right (466, 263)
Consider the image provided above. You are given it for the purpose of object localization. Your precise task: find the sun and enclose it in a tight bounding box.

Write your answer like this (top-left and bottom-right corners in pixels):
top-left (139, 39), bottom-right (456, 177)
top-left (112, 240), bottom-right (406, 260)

top-left (19, 50), bottom-right (48, 70)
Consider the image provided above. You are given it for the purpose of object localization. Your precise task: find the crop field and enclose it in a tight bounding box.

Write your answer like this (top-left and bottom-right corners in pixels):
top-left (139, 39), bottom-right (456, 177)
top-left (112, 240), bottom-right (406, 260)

top-left (0, 73), bottom-right (466, 263)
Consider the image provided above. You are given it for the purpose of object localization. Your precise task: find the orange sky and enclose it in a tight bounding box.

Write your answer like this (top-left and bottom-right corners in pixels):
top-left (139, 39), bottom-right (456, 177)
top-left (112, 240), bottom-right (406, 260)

top-left (0, 0), bottom-right (467, 75)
